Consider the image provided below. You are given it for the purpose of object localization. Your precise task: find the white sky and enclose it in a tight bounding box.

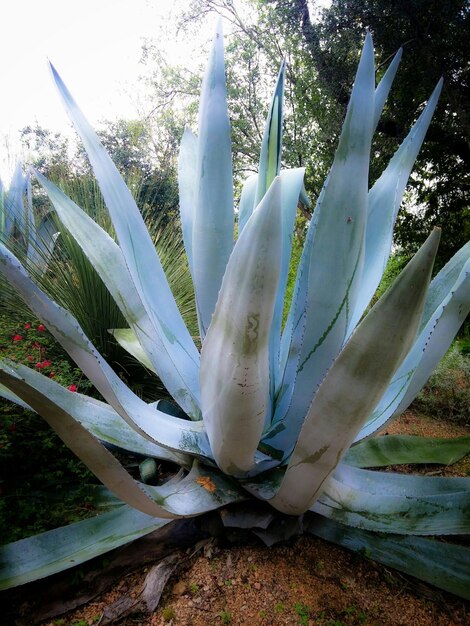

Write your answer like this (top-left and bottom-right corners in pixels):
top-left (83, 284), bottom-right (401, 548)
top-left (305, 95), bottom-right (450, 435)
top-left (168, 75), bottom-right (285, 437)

top-left (0, 0), bottom-right (330, 178)
top-left (0, 0), bottom-right (210, 175)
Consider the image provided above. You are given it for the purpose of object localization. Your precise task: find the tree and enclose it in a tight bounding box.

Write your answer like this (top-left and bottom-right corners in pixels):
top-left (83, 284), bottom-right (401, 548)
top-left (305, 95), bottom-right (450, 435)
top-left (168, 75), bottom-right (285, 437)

top-left (280, 0), bottom-right (470, 265)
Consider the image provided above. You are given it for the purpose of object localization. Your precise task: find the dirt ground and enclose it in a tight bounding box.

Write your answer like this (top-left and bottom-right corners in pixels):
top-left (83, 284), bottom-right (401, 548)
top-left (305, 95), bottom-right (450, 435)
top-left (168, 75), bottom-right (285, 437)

top-left (17, 412), bottom-right (470, 625)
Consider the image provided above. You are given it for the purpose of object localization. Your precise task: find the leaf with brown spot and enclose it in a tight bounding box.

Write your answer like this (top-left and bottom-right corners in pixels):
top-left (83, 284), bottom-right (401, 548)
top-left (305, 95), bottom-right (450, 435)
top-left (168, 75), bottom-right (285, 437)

top-left (195, 476), bottom-right (217, 492)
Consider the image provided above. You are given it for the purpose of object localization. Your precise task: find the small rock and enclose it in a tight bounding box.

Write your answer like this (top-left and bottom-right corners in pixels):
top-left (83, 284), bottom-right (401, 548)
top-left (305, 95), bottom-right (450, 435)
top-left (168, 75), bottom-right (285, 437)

top-left (254, 582), bottom-right (261, 590)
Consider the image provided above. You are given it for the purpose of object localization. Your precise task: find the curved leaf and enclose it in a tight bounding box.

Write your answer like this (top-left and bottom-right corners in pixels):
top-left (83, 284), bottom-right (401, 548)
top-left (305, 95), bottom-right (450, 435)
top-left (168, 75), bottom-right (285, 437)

top-left (0, 243), bottom-right (209, 457)
top-left (345, 434), bottom-right (470, 468)
top-left (0, 505), bottom-right (171, 590)
top-left (263, 34), bottom-right (376, 459)
top-left (178, 127), bottom-right (198, 276)
top-left (35, 172), bottom-right (201, 419)
top-left (348, 79), bottom-right (443, 333)
top-left (270, 229), bottom-right (440, 515)
top-left (201, 178), bottom-right (282, 475)
top-left (314, 469), bottom-right (470, 535)
top-left (48, 63), bottom-right (200, 409)
top-left (0, 360), bottom-right (177, 519)
top-left (357, 255), bottom-right (470, 440)
top-left (192, 20), bottom-right (234, 339)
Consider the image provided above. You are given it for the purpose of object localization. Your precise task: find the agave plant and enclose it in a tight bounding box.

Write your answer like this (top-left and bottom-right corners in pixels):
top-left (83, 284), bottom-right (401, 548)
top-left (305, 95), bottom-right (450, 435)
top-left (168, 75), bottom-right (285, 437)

top-left (0, 24), bottom-right (469, 599)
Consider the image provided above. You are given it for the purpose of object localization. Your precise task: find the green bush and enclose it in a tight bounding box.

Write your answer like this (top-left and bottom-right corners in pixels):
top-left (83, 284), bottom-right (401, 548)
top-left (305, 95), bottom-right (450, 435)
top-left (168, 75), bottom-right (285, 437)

top-left (414, 345), bottom-right (470, 424)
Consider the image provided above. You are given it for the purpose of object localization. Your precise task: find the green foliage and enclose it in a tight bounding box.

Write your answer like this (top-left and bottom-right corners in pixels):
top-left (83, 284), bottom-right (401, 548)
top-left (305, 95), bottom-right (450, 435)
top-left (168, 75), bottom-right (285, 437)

top-left (414, 345), bottom-right (470, 424)
top-left (162, 606), bottom-right (176, 622)
top-left (219, 609), bottom-right (232, 624)
top-left (0, 315), bottom-right (96, 542)
top-left (294, 602), bottom-right (311, 625)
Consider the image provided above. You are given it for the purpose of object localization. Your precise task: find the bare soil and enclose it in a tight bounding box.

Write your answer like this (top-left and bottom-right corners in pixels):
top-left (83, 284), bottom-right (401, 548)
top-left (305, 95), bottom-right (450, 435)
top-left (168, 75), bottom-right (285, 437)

top-left (20, 412), bottom-right (470, 625)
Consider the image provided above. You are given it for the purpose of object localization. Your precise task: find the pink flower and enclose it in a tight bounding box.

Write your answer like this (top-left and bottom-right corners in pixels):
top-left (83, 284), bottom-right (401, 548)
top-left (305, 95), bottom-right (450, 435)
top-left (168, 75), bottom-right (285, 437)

top-left (37, 324), bottom-right (45, 332)
top-left (36, 362), bottom-right (44, 369)
top-left (24, 323), bottom-right (31, 330)
top-left (68, 384), bottom-right (78, 392)
top-left (12, 335), bottom-right (23, 342)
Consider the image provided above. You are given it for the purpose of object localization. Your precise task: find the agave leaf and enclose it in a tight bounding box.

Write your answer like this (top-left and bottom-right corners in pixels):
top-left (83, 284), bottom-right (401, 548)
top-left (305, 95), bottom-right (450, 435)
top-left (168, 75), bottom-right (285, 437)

top-left (0, 382), bottom-right (31, 409)
top-left (239, 168), bottom-right (307, 423)
top-left (48, 63), bottom-right (200, 400)
top-left (201, 178), bottom-right (282, 475)
top-left (348, 79), bottom-right (443, 333)
top-left (238, 173), bottom-right (258, 235)
top-left (421, 240), bottom-right (470, 330)
top-left (0, 243), bottom-right (209, 456)
top-left (0, 366), bottom-right (190, 465)
top-left (0, 505), bottom-right (170, 589)
top-left (314, 467), bottom-right (470, 535)
top-left (177, 127), bottom-right (198, 276)
top-left (35, 172), bottom-right (201, 419)
top-left (307, 514), bottom-right (470, 600)
top-left (0, 458), bottom-right (247, 591)
top-left (110, 327), bottom-right (155, 372)
top-left (357, 255), bottom-right (470, 440)
top-left (270, 229), bottom-right (440, 515)
top-left (192, 20), bottom-right (234, 339)
top-left (265, 34), bottom-right (375, 457)
top-left (334, 462), bottom-right (469, 495)
top-left (269, 168), bottom-right (306, 408)
top-left (254, 60), bottom-right (285, 207)
top-left (344, 434), bottom-right (470, 468)
top-left (373, 47), bottom-right (402, 130)
top-left (0, 361), bottom-right (177, 518)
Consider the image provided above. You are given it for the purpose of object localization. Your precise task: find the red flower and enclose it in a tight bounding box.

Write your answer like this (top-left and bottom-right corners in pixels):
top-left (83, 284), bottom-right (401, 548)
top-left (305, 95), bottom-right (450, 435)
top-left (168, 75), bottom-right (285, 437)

top-left (68, 384), bottom-right (78, 392)
top-left (12, 335), bottom-right (23, 342)
top-left (36, 362), bottom-right (44, 369)
top-left (37, 324), bottom-right (45, 332)
top-left (24, 323), bottom-right (31, 330)
top-left (42, 360), bottom-right (52, 367)
top-left (49, 372), bottom-right (55, 379)
top-left (27, 355), bottom-right (34, 362)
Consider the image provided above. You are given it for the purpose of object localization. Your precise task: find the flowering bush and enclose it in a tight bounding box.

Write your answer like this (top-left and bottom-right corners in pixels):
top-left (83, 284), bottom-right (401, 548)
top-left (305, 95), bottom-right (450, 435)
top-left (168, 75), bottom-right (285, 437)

top-left (0, 318), bottom-right (85, 393)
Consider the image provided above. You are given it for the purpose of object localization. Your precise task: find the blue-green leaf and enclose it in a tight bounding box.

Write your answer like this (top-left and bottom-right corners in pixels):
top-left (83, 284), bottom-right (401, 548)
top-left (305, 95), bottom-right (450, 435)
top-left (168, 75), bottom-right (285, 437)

top-left (373, 48), bottom-right (402, 130)
top-left (270, 229), bottom-right (440, 515)
top-left (264, 33), bottom-right (376, 458)
top-left (0, 505), bottom-right (171, 589)
top-left (358, 255), bottom-right (470, 440)
top-left (238, 173), bottom-right (258, 235)
top-left (348, 79), bottom-right (443, 333)
top-left (254, 60), bottom-right (285, 207)
top-left (345, 434), bottom-right (470, 467)
top-left (178, 127), bottom-right (198, 275)
top-left (35, 172), bottom-right (201, 419)
top-left (314, 465), bottom-right (470, 535)
top-left (48, 63), bottom-right (200, 406)
top-left (201, 178), bottom-right (282, 475)
top-left (192, 20), bottom-right (234, 339)
top-left (0, 360), bottom-right (177, 518)
top-left (0, 243), bottom-right (209, 456)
